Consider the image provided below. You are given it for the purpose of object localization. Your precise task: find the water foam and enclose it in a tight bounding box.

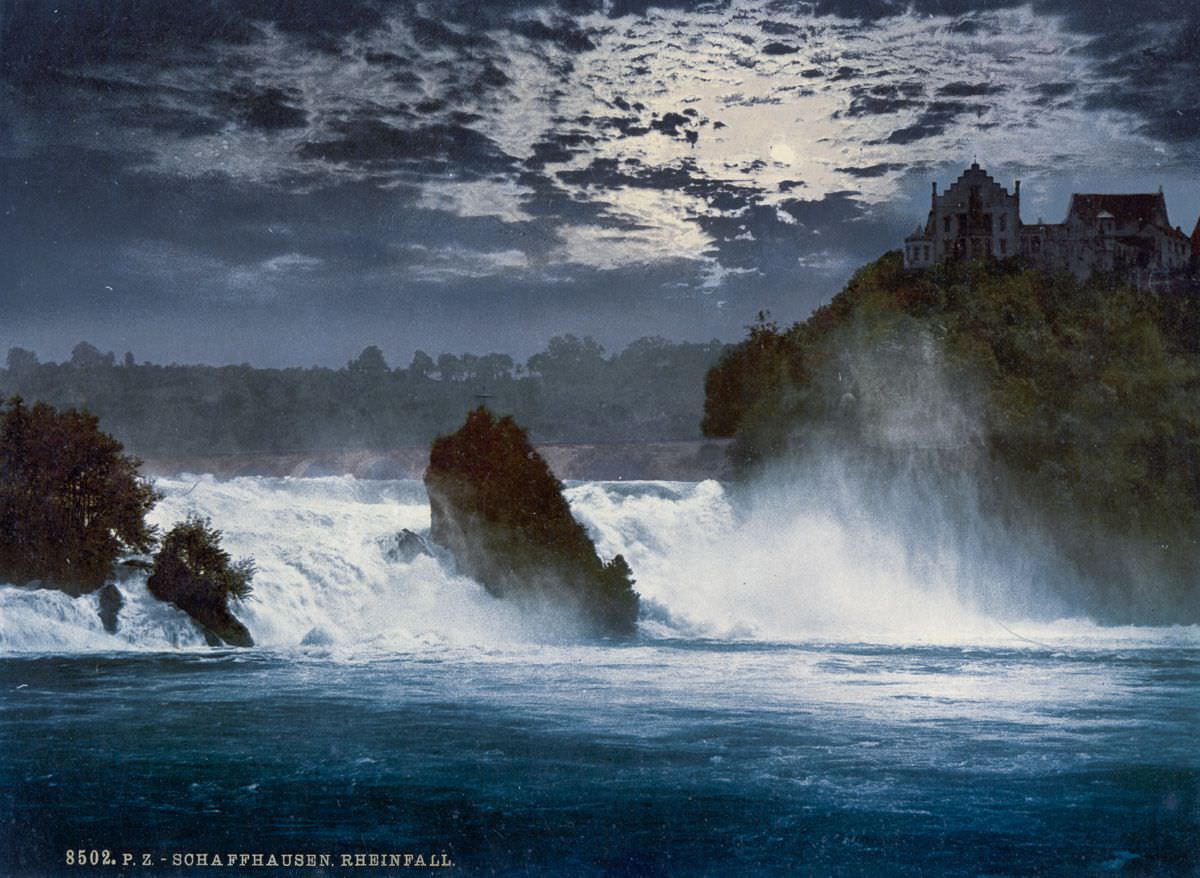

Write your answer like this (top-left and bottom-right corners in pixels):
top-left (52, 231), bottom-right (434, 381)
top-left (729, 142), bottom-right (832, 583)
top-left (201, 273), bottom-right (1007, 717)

top-left (0, 475), bottom-right (1194, 654)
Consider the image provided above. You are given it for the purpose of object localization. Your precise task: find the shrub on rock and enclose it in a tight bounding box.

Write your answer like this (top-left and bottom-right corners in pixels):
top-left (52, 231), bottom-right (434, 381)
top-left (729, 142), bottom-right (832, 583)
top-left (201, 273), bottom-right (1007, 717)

top-left (148, 515), bottom-right (256, 647)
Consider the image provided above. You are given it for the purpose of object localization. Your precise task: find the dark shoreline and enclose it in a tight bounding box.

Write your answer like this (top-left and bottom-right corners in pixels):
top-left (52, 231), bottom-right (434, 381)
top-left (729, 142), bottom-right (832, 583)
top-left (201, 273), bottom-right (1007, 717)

top-left (140, 439), bottom-right (733, 482)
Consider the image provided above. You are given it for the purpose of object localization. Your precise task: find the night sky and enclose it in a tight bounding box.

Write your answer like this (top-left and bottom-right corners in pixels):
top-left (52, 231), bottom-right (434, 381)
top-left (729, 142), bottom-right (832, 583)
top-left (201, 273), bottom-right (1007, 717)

top-left (3, 0), bottom-right (1198, 366)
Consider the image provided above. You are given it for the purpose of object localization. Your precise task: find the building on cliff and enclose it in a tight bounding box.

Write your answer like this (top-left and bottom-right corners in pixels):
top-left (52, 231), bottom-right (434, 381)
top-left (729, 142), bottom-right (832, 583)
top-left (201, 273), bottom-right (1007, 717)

top-left (904, 163), bottom-right (1194, 289)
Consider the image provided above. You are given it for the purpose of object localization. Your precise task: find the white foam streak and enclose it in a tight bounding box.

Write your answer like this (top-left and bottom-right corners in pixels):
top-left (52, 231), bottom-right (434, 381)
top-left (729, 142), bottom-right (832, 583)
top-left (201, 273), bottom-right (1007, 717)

top-left (0, 475), bottom-right (1195, 654)
top-left (569, 479), bottom-right (995, 644)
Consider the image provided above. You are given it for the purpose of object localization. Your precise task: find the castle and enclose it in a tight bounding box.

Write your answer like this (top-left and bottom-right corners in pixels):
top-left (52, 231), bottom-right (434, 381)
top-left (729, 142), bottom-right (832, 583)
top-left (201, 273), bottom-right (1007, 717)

top-left (904, 163), bottom-right (1195, 289)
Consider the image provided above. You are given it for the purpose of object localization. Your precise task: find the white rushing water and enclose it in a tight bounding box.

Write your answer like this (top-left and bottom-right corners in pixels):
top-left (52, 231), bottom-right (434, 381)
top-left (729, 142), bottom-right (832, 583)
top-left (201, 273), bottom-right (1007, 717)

top-left (0, 475), bottom-right (1196, 653)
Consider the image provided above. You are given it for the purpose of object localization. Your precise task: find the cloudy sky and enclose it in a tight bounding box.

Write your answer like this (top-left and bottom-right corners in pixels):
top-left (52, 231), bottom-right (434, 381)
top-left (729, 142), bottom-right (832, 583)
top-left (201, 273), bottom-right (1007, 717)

top-left (2, 0), bottom-right (1198, 366)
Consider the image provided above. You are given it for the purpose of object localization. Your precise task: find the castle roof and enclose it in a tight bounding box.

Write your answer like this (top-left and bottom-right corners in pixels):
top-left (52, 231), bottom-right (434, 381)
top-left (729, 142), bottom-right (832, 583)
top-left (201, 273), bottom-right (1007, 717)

top-left (1068, 193), bottom-right (1167, 227)
top-left (1193, 217), bottom-right (1200, 251)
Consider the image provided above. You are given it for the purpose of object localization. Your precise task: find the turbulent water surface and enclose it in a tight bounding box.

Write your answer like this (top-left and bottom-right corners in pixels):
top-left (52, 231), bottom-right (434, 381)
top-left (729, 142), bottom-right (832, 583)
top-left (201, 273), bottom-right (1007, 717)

top-left (1, 477), bottom-right (1197, 876)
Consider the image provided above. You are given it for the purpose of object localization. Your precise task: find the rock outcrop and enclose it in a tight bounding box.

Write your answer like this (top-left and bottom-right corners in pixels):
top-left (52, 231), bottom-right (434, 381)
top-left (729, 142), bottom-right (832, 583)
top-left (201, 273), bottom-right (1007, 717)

top-left (147, 516), bottom-right (255, 647)
top-left (97, 584), bottom-right (123, 634)
top-left (424, 408), bottom-right (639, 636)
top-left (381, 529), bottom-right (433, 563)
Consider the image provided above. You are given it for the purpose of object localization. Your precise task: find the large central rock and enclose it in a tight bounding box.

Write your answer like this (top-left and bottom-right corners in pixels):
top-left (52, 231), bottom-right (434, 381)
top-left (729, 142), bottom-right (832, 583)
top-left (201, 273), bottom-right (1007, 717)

top-left (424, 408), bottom-right (639, 636)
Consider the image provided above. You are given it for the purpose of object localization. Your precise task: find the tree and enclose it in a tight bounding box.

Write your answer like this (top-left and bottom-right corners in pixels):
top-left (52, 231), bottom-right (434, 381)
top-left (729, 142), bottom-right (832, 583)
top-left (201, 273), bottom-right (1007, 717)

top-left (70, 341), bottom-right (115, 369)
top-left (5, 347), bottom-right (39, 377)
top-left (409, 350), bottom-right (435, 379)
top-left (458, 353), bottom-right (480, 383)
top-left (347, 345), bottom-right (389, 373)
top-left (526, 334), bottom-right (606, 382)
top-left (0, 397), bottom-right (159, 591)
top-left (437, 353), bottom-right (464, 382)
top-left (476, 353), bottom-right (514, 383)
top-left (148, 515), bottom-right (256, 646)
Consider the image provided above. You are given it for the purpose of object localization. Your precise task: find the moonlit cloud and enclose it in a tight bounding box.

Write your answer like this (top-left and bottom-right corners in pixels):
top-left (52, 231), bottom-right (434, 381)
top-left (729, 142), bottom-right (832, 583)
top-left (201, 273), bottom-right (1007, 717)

top-left (2, 0), bottom-right (1197, 365)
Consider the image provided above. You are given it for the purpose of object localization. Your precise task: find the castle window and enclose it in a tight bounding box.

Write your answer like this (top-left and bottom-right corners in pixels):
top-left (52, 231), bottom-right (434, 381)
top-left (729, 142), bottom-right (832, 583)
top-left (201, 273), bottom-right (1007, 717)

top-left (1000, 239), bottom-right (1007, 255)
top-left (999, 214), bottom-right (1007, 233)
top-left (943, 215), bottom-right (951, 234)
top-left (923, 245), bottom-right (930, 261)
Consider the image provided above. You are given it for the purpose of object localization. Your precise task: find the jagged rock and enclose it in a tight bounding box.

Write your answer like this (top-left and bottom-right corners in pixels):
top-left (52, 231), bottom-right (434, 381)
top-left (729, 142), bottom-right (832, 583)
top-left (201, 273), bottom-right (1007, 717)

top-left (97, 584), bottom-right (123, 634)
top-left (382, 528), bottom-right (432, 563)
top-left (186, 607), bottom-right (254, 648)
top-left (424, 408), bottom-right (639, 636)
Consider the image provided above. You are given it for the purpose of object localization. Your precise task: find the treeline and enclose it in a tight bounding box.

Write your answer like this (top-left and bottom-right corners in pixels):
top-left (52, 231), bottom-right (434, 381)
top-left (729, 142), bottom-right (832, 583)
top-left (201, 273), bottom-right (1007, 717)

top-left (704, 252), bottom-right (1200, 623)
top-left (0, 335), bottom-right (727, 456)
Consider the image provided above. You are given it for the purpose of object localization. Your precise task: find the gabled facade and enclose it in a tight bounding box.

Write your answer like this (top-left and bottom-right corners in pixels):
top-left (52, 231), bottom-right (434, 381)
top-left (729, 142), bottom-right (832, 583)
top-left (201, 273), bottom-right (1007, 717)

top-left (904, 163), bottom-right (1020, 269)
top-left (1024, 192), bottom-right (1191, 285)
top-left (905, 164), bottom-right (1194, 290)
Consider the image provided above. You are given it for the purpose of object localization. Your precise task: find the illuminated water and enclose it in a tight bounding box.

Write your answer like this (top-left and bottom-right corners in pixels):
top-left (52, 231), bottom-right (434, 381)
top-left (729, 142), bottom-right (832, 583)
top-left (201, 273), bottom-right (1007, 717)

top-left (1, 477), bottom-right (1197, 876)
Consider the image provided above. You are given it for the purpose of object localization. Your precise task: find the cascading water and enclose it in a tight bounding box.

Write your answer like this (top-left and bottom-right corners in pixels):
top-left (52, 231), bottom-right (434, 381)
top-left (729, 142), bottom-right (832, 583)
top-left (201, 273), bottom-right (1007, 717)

top-left (4, 475), bottom-right (1197, 876)
top-left (1, 475), bottom-right (1193, 654)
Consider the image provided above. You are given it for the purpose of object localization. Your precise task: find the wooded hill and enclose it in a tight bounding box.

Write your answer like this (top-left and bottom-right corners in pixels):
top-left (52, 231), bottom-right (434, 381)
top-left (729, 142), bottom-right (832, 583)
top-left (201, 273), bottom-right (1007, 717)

top-left (704, 252), bottom-right (1200, 623)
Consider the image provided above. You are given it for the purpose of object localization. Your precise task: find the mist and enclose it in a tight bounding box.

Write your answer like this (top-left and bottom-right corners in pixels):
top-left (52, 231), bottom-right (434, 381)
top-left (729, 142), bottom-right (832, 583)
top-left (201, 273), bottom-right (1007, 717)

top-left (695, 318), bottom-right (1199, 633)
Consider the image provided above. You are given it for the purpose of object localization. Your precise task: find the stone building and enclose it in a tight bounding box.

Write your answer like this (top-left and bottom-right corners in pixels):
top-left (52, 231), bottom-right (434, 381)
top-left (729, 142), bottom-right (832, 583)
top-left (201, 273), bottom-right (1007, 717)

top-left (904, 163), bottom-right (1194, 289)
top-left (904, 163), bottom-right (1020, 269)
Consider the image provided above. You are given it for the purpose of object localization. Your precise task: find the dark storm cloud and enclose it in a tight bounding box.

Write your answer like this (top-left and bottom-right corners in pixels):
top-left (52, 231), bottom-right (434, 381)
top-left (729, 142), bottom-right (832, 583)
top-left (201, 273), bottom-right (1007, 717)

top-left (409, 16), bottom-right (497, 51)
top-left (297, 121), bottom-right (517, 176)
top-left (556, 157), bottom-right (752, 213)
top-left (1080, 9), bottom-right (1200, 146)
top-left (759, 21), bottom-right (801, 37)
top-left (225, 84), bottom-right (309, 131)
top-left (935, 82), bottom-right (1006, 98)
top-left (524, 133), bottom-right (597, 170)
top-left (552, 153), bottom-right (892, 283)
top-left (2, 0), bottom-right (1198, 367)
top-left (648, 112), bottom-right (695, 138)
top-left (510, 18), bottom-right (597, 52)
top-left (1031, 81), bottom-right (1076, 106)
top-left (844, 83), bottom-right (925, 117)
top-left (882, 100), bottom-right (989, 145)
top-left (698, 191), bottom-right (895, 277)
top-left (837, 163), bottom-right (909, 178)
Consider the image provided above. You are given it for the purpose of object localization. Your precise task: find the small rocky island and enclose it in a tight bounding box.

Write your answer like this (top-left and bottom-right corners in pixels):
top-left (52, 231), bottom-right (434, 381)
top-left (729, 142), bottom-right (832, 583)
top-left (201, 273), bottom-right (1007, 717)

top-left (1, 397), bottom-right (258, 644)
top-left (148, 515), bottom-right (256, 647)
top-left (425, 408), bottom-right (639, 636)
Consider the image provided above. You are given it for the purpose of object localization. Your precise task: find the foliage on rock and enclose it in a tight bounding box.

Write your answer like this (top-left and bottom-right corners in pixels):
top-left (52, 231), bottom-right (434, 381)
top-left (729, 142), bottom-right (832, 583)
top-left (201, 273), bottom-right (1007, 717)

top-left (425, 408), bottom-right (639, 635)
top-left (0, 396), bottom-right (159, 592)
top-left (148, 515), bottom-right (256, 646)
